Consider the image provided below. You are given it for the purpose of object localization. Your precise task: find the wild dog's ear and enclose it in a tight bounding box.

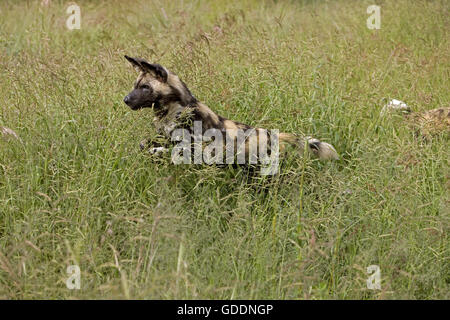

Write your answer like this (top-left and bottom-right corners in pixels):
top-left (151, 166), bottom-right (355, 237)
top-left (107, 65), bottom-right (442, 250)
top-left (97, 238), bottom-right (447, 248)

top-left (124, 55), bottom-right (143, 72)
top-left (140, 61), bottom-right (168, 83)
top-left (124, 55), bottom-right (168, 82)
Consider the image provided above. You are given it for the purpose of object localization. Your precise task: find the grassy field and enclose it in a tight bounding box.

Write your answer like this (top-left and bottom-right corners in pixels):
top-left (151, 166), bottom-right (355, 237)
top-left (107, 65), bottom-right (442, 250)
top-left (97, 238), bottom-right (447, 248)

top-left (0, 0), bottom-right (448, 299)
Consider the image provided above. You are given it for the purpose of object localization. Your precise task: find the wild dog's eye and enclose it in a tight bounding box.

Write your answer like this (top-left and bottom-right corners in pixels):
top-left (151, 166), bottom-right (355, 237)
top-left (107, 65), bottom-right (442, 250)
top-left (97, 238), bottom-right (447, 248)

top-left (140, 84), bottom-right (150, 90)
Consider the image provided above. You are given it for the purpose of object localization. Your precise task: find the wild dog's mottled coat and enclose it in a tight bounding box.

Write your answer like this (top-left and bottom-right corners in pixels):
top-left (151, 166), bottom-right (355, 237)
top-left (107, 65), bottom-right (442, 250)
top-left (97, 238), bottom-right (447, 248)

top-left (407, 107), bottom-right (450, 139)
top-left (123, 56), bottom-right (339, 162)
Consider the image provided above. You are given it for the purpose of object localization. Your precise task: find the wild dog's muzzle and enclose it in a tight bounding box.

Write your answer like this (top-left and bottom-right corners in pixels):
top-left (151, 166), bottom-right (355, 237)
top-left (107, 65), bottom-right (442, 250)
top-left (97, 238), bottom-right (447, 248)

top-left (123, 93), bottom-right (144, 110)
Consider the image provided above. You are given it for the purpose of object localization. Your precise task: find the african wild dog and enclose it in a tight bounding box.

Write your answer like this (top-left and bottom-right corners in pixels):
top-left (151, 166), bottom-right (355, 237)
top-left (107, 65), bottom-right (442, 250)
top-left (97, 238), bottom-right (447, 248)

top-left (123, 56), bottom-right (339, 168)
top-left (381, 102), bottom-right (450, 139)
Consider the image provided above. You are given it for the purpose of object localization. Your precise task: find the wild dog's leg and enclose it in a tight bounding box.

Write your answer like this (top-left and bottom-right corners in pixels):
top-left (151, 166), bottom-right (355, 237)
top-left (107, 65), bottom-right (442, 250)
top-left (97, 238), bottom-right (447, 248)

top-left (278, 133), bottom-right (339, 160)
top-left (140, 116), bottom-right (180, 155)
top-left (139, 136), bottom-right (170, 155)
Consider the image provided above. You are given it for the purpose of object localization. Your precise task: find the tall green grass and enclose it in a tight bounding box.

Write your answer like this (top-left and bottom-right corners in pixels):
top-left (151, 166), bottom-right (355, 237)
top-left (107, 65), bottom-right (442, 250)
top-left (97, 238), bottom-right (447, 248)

top-left (0, 0), bottom-right (448, 299)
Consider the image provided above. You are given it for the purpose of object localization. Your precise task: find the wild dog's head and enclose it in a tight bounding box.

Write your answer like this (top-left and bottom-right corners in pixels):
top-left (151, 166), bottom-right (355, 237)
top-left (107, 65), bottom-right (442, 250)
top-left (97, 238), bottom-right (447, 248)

top-left (123, 55), bottom-right (196, 110)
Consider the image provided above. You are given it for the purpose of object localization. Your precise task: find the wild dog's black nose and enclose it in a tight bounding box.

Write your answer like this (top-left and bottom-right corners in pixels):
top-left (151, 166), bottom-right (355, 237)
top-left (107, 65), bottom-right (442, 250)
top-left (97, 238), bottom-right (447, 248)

top-left (123, 95), bottom-right (130, 105)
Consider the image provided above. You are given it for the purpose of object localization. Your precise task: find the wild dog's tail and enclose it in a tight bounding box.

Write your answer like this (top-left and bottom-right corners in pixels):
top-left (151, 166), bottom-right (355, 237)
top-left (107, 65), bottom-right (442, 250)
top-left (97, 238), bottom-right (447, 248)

top-left (279, 132), bottom-right (339, 160)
